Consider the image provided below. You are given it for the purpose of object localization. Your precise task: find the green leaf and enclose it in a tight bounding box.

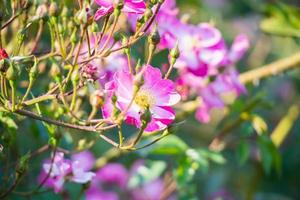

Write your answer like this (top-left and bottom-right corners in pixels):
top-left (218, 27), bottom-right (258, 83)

top-left (260, 3), bottom-right (300, 38)
top-left (236, 140), bottom-right (250, 165)
top-left (145, 135), bottom-right (188, 155)
top-left (258, 134), bottom-right (282, 175)
top-left (198, 149), bottom-right (226, 165)
top-left (0, 112), bottom-right (18, 130)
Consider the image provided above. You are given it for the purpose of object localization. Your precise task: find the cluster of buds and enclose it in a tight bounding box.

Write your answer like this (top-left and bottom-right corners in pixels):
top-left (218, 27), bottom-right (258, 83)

top-left (80, 64), bottom-right (100, 82)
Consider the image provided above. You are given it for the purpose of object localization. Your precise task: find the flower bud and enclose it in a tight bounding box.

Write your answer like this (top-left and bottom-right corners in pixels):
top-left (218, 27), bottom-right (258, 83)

top-left (17, 29), bottom-right (26, 46)
top-left (114, 32), bottom-right (122, 42)
top-left (150, 0), bottom-right (158, 5)
top-left (68, 20), bottom-right (76, 31)
top-left (49, 2), bottom-right (59, 17)
top-left (144, 8), bottom-right (153, 21)
top-left (0, 59), bottom-right (9, 73)
top-left (89, 90), bottom-right (104, 108)
top-left (112, 93), bottom-right (118, 104)
top-left (0, 48), bottom-right (9, 61)
top-left (148, 27), bottom-right (160, 46)
top-left (6, 63), bottom-right (20, 81)
top-left (61, 6), bottom-right (69, 18)
top-left (48, 137), bottom-right (58, 147)
top-left (58, 24), bottom-right (64, 35)
top-left (36, 4), bottom-right (48, 19)
top-left (170, 43), bottom-right (180, 59)
top-left (81, 64), bottom-right (99, 82)
top-left (71, 70), bottom-right (80, 83)
top-left (29, 58), bottom-right (38, 80)
top-left (141, 108), bottom-right (151, 125)
top-left (91, 22), bottom-right (100, 33)
top-left (75, 9), bottom-right (88, 25)
top-left (115, 0), bottom-right (124, 10)
top-left (50, 63), bottom-right (61, 78)
top-left (70, 28), bottom-right (79, 43)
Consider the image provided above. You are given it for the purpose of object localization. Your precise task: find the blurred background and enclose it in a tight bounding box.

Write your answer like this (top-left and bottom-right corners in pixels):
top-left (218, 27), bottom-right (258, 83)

top-left (1, 0), bottom-right (300, 199)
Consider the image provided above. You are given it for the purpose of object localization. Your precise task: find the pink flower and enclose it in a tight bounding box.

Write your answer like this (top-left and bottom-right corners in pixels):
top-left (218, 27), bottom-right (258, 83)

top-left (94, 0), bottom-right (146, 20)
top-left (78, 35), bottom-right (128, 86)
top-left (102, 65), bottom-right (181, 132)
top-left (86, 188), bottom-right (119, 200)
top-left (71, 151), bottom-right (95, 171)
top-left (94, 163), bottom-right (129, 188)
top-left (39, 151), bottom-right (96, 193)
top-left (71, 161), bottom-right (96, 183)
top-left (131, 179), bottom-right (165, 200)
top-left (39, 152), bottom-right (72, 193)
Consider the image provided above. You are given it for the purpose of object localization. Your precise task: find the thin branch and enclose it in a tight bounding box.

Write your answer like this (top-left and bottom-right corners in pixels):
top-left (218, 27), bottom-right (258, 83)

top-left (239, 52), bottom-right (300, 84)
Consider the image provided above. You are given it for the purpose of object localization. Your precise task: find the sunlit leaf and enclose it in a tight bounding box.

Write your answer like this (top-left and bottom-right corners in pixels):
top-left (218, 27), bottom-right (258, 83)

top-left (271, 105), bottom-right (299, 147)
top-left (260, 3), bottom-right (300, 37)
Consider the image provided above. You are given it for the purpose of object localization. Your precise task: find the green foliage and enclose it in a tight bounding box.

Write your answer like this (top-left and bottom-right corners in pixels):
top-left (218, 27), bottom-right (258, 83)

top-left (258, 134), bottom-right (282, 175)
top-left (261, 3), bottom-right (300, 37)
top-left (128, 160), bottom-right (167, 189)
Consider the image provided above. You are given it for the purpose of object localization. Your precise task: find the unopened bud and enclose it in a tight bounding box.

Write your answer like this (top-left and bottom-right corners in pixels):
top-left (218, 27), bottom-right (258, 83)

top-left (0, 48), bottom-right (9, 61)
top-left (75, 9), bottom-right (88, 25)
top-left (114, 32), bottom-right (122, 42)
top-left (58, 24), bottom-right (64, 35)
top-left (150, 0), bottom-right (158, 5)
top-left (81, 64), bottom-right (99, 82)
top-left (116, 0), bottom-right (124, 10)
top-left (144, 8), bottom-right (153, 21)
top-left (6, 63), bottom-right (20, 81)
top-left (112, 94), bottom-right (117, 104)
top-left (48, 137), bottom-right (57, 147)
top-left (90, 90), bottom-right (104, 108)
top-left (50, 63), bottom-right (61, 78)
top-left (0, 59), bottom-right (9, 73)
top-left (91, 22), bottom-right (100, 33)
top-left (29, 58), bottom-right (38, 80)
top-left (71, 70), bottom-right (80, 83)
top-left (61, 6), bottom-right (69, 18)
top-left (36, 4), bottom-right (48, 19)
top-left (70, 28), bottom-right (79, 43)
top-left (148, 27), bottom-right (160, 46)
top-left (170, 43), bottom-right (180, 59)
top-left (141, 108), bottom-right (151, 125)
top-left (133, 73), bottom-right (144, 89)
top-left (49, 2), bottom-right (59, 17)
top-left (17, 29), bottom-right (26, 45)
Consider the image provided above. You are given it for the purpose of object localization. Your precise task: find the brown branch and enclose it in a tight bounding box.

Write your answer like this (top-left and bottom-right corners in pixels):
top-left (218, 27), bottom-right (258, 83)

top-left (239, 52), bottom-right (300, 84)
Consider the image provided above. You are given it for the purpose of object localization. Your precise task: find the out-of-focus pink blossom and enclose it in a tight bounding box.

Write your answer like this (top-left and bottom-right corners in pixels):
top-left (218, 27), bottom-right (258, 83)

top-left (131, 179), bottom-right (165, 200)
top-left (94, 163), bottom-right (129, 188)
top-left (94, 0), bottom-right (146, 20)
top-left (39, 152), bottom-right (71, 193)
top-left (102, 65), bottom-right (181, 132)
top-left (39, 151), bottom-right (95, 193)
top-left (71, 151), bottom-right (95, 171)
top-left (86, 188), bottom-right (119, 200)
top-left (78, 35), bottom-right (128, 86)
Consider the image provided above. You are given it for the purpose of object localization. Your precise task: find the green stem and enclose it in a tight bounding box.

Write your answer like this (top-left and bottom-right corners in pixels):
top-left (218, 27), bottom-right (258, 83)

top-left (9, 81), bottom-right (16, 112)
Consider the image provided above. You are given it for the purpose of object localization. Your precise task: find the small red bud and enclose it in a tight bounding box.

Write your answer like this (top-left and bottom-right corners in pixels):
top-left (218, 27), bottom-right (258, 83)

top-left (0, 48), bottom-right (9, 61)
